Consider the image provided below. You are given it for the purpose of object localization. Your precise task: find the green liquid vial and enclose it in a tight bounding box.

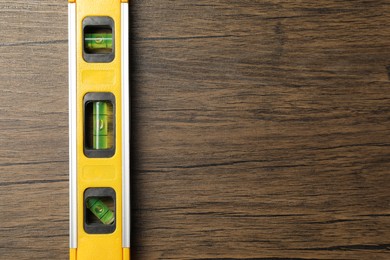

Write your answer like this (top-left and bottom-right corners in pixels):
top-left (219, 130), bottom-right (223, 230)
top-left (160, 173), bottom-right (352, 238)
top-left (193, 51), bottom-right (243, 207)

top-left (85, 33), bottom-right (113, 53)
top-left (86, 198), bottom-right (115, 225)
top-left (93, 101), bottom-right (109, 150)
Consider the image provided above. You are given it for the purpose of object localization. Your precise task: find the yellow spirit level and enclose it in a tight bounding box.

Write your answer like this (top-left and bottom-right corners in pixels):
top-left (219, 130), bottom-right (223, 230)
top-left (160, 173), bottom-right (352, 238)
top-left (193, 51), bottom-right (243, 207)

top-left (68, 0), bottom-right (130, 259)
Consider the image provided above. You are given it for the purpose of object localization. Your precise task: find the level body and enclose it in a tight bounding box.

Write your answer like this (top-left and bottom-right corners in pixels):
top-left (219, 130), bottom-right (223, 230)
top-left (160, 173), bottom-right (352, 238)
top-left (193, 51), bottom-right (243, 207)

top-left (68, 0), bottom-right (130, 259)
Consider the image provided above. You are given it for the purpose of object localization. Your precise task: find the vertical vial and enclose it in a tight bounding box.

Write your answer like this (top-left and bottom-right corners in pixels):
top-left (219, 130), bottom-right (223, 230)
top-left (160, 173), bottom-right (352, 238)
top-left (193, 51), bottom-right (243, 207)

top-left (93, 101), bottom-right (109, 149)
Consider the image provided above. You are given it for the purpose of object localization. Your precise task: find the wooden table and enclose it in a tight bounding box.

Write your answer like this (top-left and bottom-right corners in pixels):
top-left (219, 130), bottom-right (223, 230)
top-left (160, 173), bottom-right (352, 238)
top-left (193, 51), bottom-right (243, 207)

top-left (1, 1), bottom-right (389, 259)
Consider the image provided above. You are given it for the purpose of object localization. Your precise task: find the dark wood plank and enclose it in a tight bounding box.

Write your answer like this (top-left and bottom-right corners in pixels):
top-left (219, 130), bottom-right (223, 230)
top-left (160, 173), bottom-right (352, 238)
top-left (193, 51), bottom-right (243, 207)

top-left (1, 0), bottom-right (390, 259)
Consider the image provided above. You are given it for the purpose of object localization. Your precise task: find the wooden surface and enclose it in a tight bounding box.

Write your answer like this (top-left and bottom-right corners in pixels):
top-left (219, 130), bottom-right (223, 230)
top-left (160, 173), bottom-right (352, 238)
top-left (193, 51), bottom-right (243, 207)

top-left (0, 0), bottom-right (390, 259)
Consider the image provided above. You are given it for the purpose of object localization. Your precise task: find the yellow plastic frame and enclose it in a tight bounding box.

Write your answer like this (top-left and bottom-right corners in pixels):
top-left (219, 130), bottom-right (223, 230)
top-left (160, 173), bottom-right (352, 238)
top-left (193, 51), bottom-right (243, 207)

top-left (69, 0), bottom-right (129, 259)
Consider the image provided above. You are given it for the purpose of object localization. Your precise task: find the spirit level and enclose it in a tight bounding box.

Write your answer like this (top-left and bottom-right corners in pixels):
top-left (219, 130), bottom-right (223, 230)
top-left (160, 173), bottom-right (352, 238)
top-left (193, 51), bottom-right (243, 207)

top-left (68, 0), bottom-right (130, 259)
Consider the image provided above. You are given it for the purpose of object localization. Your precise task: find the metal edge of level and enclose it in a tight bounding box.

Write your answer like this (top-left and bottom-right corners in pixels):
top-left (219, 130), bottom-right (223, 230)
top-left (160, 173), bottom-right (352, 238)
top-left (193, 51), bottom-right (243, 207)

top-left (121, 2), bottom-right (130, 248)
top-left (68, 2), bottom-right (78, 249)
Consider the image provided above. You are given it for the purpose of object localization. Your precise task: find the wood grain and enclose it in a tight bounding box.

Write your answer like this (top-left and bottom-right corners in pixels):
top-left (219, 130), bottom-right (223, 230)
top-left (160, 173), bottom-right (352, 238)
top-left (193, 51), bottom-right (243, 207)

top-left (1, 0), bottom-right (390, 259)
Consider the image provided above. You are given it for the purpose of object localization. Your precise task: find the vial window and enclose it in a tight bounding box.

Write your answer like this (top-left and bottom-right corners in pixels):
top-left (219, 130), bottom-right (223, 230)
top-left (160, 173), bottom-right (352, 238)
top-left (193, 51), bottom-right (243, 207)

top-left (84, 188), bottom-right (116, 234)
top-left (82, 17), bottom-right (115, 63)
top-left (84, 93), bottom-right (115, 158)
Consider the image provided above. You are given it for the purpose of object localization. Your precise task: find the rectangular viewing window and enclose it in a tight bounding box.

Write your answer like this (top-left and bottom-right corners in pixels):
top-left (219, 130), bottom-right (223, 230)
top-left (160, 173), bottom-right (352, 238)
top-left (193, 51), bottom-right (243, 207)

top-left (83, 17), bottom-right (115, 63)
top-left (84, 93), bottom-right (115, 158)
top-left (84, 188), bottom-right (116, 234)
